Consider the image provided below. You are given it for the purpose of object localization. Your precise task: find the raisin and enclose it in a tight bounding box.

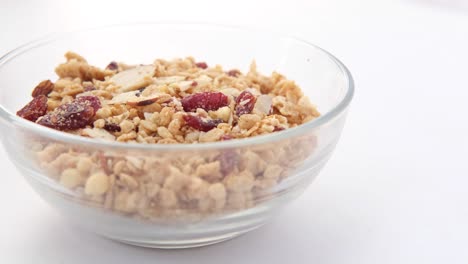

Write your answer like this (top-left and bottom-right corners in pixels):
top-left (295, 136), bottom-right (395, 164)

top-left (103, 122), bottom-right (121, 132)
top-left (183, 115), bottom-right (222, 132)
top-left (106, 61), bottom-right (118, 70)
top-left (16, 95), bottom-right (48, 122)
top-left (181, 92), bottom-right (229, 112)
top-left (31, 80), bottom-right (54, 98)
top-left (235, 90), bottom-right (256, 116)
top-left (227, 69), bottom-right (240, 77)
top-left (37, 96), bottom-right (101, 131)
top-left (219, 150), bottom-right (239, 175)
top-left (195, 62), bottom-right (208, 69)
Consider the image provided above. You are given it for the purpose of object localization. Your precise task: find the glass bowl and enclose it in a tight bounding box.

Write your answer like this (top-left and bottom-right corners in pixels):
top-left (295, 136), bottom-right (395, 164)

top-left (0, 23), bottom-right (354, 248)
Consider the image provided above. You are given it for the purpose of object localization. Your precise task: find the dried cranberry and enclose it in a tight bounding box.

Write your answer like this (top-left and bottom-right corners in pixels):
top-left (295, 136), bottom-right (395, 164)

top-left (83, 84), bottom-right (96, 91)
top-left (191, 81), bottom-right (198, 87)
top-left (75, 96), bottom-right (101, 112)
top-left (37, 96), bottom-right (101, 131)
top-left (273, 126), bottom-right (285, 132)
top-left (103, 122), bottom-right (121, 132)
top-left (183, 115), bottom-right (222, 132)
top-left (106, 61), bottom-right (118, 70)
top-left (219, 150), bottom-right (239, 175)
top-left (181, 92), bottom-right (229, 112)
top-left (16, 95), bottom-right (48, 122)
top-left (31, 80), bottom-right (54, 98)
top-left (195, 62), bottom-right (208, 69)
top-left (227, 69), bottom-right (240, 77)
top-left (235, 90), bottom-right (256, 116)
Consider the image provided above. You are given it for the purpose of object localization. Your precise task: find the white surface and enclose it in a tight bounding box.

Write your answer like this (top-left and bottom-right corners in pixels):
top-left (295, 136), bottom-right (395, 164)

top-left (1, 0), bottom-right (467, 263)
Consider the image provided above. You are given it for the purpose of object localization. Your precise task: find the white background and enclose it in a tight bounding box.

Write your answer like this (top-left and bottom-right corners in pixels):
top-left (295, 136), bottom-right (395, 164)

top-left (1, 0), bottom-right (468, 263)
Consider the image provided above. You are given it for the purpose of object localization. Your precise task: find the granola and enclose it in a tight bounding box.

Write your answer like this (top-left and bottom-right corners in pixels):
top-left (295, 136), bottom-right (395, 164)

top-left (17, 52), bottom-right (320, 221)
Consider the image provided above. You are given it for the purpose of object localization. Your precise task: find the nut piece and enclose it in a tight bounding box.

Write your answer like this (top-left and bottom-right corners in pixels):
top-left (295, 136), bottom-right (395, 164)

top-left (85, 172), bottom-right (109, 195)
top-left (199, 128), bottom-right (224, 143)
top-left (76, 158), bottom-right (93, 175)
top-left (208, 183), bottom-right (227, 201)
top-left (263, 164), bottom-right (283, 180)
top-left (55, 53), bottom-right (111, 81)
top-left (157, 126), bottom-right (174, 139)
top-left (224, 170), bottom-right (255, 193)
top-left (119, 173), bottom-right (139, 189)
top-left (81, 128), bottom-right (115, 141)
top-left (59, 168), bottom-right (81, 188)
top-left (159, 188), bottom-right (177, 208)
top-left (208, 183), bottom-right (227, 209)
top-left (109, 65), bottom-right (155, 92)
top-left (238, 114), bottom-right (261, 130)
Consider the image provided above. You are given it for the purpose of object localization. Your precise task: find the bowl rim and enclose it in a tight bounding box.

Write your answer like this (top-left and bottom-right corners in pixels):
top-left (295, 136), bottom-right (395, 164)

top-left (0, 22), bottom-right (354, 151)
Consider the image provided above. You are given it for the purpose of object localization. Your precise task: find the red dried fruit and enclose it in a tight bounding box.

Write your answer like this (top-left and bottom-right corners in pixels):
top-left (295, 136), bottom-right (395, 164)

top-left (76, 96), bottom-right (101, 112)
top-left (227, 69), bottom-right (240, 77)
top-left (219, 150), bottom-right (239, 175)
top-left (183, 115), bottom-right (223, 132)
top-left (103, 122), bottom-right (121, 132)
top-left (84, 84), bottom-right (96, 91)
top-left (38, 103), bottom-right (94, 130)
top-left (37, 96), bottom-right (101, 131)
top-left (235, 90), bottom-right (256, 116)
top-left (16, 95), bottom-right (48, 122)
top-left (191, 81), bottom-right (198, 87)
top-left (106, 61), bottom-right (118, 70)
top-left (195, 62), bottom-right (208, 69)
top-left (31, 80), bottom-right (54, 98)
top-left (273, 126), bottom-right (285, 132)
top-left (181, 92), bottom-right (229, 112)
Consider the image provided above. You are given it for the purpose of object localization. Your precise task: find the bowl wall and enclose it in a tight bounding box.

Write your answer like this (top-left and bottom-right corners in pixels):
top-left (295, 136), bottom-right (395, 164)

top-left (0, 24), bottom-right (352, 248)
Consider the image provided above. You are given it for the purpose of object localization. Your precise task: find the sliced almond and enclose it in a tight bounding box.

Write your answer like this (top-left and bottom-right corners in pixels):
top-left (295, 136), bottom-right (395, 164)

top-left (194, 75), bottom-right (212, 87)
top-left (108, 90), bottom-right (140, 104)
top-left (81, 128), bottom-right (115, 141)
top-left (153, 76), bottom-right (186, 86)
top-left (253, 94), bottom-right (273, 115)
top-left (220, 87), bottom-right (241, 97)
top-left (126, 94), bottom-right (172, 107)
top-left (109, 65), bottom-right (155, 92)
top-left (175, 80), bottom-right (195, 92)
top-left (108, 89), bottom-right (171, 107)
top-left (245, 87), bottom-right (261, 96)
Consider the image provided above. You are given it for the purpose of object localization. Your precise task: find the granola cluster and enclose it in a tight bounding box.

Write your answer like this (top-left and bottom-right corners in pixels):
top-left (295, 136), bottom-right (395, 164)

top-left (18, 52), bottom-right (319, 221)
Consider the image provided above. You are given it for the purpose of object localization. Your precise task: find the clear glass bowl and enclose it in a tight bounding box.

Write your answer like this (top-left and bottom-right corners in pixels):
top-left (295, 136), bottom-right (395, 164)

top-left (0, 23), bottom-right (354, 248)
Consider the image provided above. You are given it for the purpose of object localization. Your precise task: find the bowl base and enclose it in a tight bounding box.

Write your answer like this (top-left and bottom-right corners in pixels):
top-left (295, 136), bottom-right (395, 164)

top-left (101, 225), bottom-right (261, 249)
